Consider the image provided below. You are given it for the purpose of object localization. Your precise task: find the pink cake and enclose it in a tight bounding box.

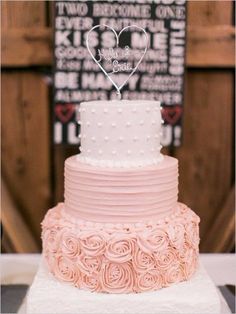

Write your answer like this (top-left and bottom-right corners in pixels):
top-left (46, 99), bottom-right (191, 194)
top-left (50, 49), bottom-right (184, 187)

top-left (42, 100), bottom-right (200, 293)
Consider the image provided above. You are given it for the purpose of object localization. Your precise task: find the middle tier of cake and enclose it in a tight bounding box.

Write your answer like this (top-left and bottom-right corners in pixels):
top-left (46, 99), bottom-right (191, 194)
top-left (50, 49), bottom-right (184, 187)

top-left (64, 155), bottom-right (178, 223)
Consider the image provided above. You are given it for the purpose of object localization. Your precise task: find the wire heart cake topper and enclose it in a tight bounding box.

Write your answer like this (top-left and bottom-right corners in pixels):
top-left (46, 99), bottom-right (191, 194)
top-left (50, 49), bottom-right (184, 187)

top-left (86, 24), bottom-right (148, 99)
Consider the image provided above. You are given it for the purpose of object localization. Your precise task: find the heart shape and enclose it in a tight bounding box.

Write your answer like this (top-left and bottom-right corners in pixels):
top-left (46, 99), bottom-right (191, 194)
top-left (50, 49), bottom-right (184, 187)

top-left (55, 104), bottom-right (75, 123)
top-left (162, 106), bottom-right (182, 125)
top-left (86, 24), bottom-right (148, 96)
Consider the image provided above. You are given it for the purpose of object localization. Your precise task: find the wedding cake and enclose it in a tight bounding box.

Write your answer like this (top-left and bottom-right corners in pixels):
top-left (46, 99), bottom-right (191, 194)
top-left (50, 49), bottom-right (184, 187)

top-left (41, 100), bottom-right (200, 293)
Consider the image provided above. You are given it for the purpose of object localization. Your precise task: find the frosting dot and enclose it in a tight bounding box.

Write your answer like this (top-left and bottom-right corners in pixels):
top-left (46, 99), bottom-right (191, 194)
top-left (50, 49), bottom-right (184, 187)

top-left (78, 120), bottom-right (82, 125)
top-left (98, 150), bottom-right (103, 155)
top-left (86, 122), bottom-right (90, 126)
top-left (161, 119), bottom-right (165, 124)
top-left (80, 147), bottom-right (83, 152)
top-left (118, 108), bottom-right (122, 113)
top-left (111, 122), bottom-right (116, 128)
top-left (126, 121), bottom-right (131, 127)
top-left (112, 150), bottom-right (116, 155)
top-left (91, 136), bottom-right (96, 142)
top-left (154, 134), bottom-right (159, 139)
top-left (87, 149), bottom-right (91, 153)
top-left (139, 120), bottom-right (144, 126)
top-left (103, 108), bottom-right (108, 113)
top-left (104, 136), bottom-right (109, 141)
top-left (151, 120), bottom-right (156, 125)
top-left (91, 108), bottom-right (96, 114)
top-left (133, 136), bottom-right (138, 142)
top-left (78, 134), bottom-right (82, 139)
top-left (97, 122), bottom-right (102, 127)
top-left (146, 135), bottom-right (151, 140)
top-left (82, 108), bottom-right (86, 112)
top-left (146, 107), bottom-right (151, 112)
top-left (151, 148), bottom-right (155, 152)
top-left (140, 150), bottom-right (144, 155)
top-left (127, 150), bottom-right (131, 155)
top-left (119, 136), bottom-right (124, 142)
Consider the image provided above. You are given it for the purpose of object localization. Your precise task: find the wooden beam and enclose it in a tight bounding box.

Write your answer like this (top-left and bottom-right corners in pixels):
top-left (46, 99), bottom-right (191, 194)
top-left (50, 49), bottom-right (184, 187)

top-left (2, 28), bottom-right (52, 67)
top-left (1, 178), bottom-right (39, 253)
top-left (187, 25), bottom-right (235, 68)
top-left (2, 25), bottom-right (235, 68)
top-left (200, 185), bottom-right (235, 253)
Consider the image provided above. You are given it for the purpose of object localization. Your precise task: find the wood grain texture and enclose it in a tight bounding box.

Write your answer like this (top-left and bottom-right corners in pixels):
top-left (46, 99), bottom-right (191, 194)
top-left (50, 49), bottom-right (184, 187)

top-left (2, 26), bottom-right (235, 68)
top-left (1, 71), bottom-right (52, 246)
top-left (186, 25), bottom-right (235, 67)
top-left (1, 178), bottom-right (39, 252)
top-left (174, 70), bottom-right (233, 250)
top-left (200, 185), bottom-right (235, 252)
top-left (188, 1), bottom-right (233, 26)
top-left (1, 1), bottom-right (46, 28)
top-left (2, 28), bottom-right (52, 67)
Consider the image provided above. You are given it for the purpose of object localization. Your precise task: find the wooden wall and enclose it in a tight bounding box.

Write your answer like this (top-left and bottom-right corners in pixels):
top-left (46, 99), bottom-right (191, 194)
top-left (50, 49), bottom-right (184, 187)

top-left (1, 1), bottom-right (235, 253)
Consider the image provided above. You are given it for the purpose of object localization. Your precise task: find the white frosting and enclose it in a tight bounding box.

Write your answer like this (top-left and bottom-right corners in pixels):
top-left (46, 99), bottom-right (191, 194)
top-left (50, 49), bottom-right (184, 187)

top-left (77, 100), bottom-right (163, 167)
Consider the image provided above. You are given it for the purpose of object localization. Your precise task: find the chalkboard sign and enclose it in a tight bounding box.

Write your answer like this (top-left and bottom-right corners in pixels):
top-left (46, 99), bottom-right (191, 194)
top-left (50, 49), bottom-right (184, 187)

top-left (53, 0), bottom-right (187, 146)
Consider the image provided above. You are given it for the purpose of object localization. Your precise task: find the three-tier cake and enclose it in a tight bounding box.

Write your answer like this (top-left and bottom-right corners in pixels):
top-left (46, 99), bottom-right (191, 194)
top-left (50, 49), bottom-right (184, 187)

top-left (41, 100), bottom-right (200, 293)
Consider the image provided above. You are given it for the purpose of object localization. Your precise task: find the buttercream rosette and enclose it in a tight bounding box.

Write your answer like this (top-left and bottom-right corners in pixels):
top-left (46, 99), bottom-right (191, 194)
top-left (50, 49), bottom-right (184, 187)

top-left (42, 202), bottom-right (200, 293)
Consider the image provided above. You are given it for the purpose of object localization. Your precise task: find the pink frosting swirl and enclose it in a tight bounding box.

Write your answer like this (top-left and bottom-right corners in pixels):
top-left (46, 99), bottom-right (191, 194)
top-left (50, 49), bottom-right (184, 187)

top-left (42, 228), bottom-right (61, 253)
top-left (78, 255), bottom-right (102, 275)
top-left (61, 230), bottom-right (81, 258)
top-left (167, 223), bottom-right (185, 250)
top-left (182, 247), bottom-right (198, 279)
top-left (80, 231), bottom-right (106, 256)
top-left (137, 269), bottom-right (163, 292)
top-left (185, 222), bottom-right (200, 249)
top-left (137, 227), bottom-right (168, 253)
top-left (156, 247), bottom-right (178, 269)
top-left (163, 262), bottom-right (183, 286)
top-left (101, 262), bottom-right (134, 293)
top-left (54, 255), bottom-right (80, 286)
top-left (133, 248), bottom-right (156, 272)
top-left (105, 235), bottom-right (134, 263)
top-left (81, 273), bottom-right (101, 292)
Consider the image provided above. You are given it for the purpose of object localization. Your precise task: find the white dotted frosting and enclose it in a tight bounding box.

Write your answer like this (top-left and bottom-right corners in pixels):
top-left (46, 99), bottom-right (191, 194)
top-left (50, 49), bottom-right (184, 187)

top-left (77, 100), bottom-right (163, 168)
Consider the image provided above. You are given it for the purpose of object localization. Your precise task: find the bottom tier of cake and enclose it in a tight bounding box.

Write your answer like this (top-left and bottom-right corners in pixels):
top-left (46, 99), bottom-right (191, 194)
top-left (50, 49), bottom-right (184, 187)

top-left (41, 202), bottom-right (200, 294)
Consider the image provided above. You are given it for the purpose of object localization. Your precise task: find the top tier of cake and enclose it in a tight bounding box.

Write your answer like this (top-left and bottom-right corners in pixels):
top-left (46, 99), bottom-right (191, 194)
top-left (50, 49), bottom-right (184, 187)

top-left (77, 100), bottom-right (163, 168)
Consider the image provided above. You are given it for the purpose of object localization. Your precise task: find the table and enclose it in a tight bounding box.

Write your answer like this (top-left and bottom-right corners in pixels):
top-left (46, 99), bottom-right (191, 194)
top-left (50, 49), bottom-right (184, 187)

top-left (1, 254), bottom-right (235, 313)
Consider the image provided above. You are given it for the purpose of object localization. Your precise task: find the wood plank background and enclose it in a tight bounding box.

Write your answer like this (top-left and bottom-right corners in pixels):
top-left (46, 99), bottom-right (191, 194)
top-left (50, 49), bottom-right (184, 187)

top-left (1, 1), bottom-right (235, 253)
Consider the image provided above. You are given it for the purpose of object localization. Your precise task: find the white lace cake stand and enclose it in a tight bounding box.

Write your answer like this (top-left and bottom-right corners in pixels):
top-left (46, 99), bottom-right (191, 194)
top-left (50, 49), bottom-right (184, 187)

top-left (26, 260), bottom-right (222, 314)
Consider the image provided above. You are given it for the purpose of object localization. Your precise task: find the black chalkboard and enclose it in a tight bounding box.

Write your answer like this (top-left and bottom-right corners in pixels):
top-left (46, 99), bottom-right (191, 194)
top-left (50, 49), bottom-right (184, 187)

top-left (53, 0), bottom-right (187, 146)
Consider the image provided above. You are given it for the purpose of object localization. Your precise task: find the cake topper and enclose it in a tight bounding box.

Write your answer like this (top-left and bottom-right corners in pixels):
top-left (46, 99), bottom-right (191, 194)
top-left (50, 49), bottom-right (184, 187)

top-left (86, 25), bottom-right (148, 99)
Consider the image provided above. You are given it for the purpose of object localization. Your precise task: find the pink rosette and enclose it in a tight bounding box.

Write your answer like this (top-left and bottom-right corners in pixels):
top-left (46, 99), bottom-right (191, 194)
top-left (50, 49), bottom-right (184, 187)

top-left (133, 247), bottom-right (156, 272)
top-left (78, 255), bottom-right (102, 275)
top-left (80, 231), bottom-right (106, 256)
top-left (185, 222), bottom-right (200, 249)
top-left (137, 227), bottom-right (168, 254)
top-left (42, 228), bottom-right (61, 253)
top-left (101, 261), bottom-right (134, 293)
top-left (105, 235), bottom-right (134, 263)
top-left (182, 248), bottom-right (198, 279)
top-left (61, 231), bottom-right (81, 259)
top-left (156, 247), bottom-right (178, 269)
top-left (163, 262), bottom-right (183, 286)
top-left (167, 223), bottom-right (185, 250)
top-left (137, 269), bottom-right (163, 292)
top-left (81, 273), bottom-right (101, 292)
top-left (54, 255), bottom-right (80, 285)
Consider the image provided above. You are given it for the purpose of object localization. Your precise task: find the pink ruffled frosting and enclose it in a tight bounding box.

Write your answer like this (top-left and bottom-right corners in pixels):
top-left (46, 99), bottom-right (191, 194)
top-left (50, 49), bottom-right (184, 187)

top-left (64, 156), bottom-right (178, 222)
top-left (42, 202), bottom-right (200, 293)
